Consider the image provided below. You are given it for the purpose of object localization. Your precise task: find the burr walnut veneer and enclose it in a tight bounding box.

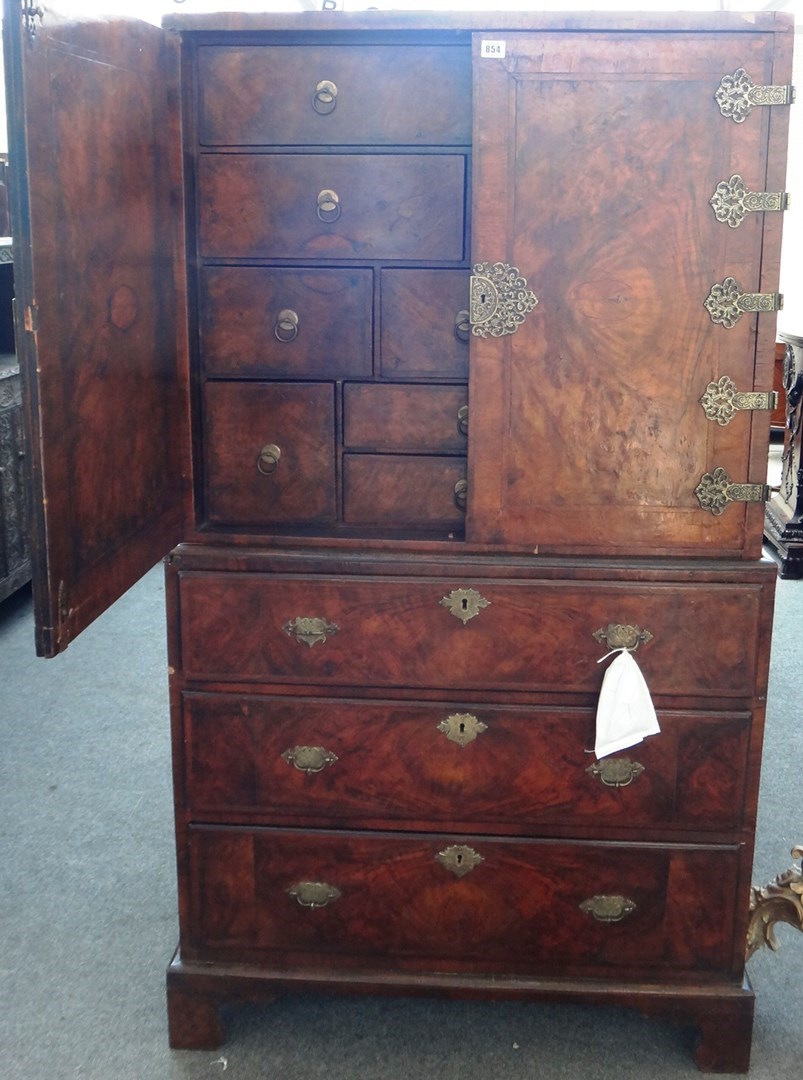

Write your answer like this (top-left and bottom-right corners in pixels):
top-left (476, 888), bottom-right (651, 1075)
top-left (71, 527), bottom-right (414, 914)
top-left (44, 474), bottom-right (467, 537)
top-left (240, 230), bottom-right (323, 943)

top-left (3, 4), bottom-right (792, 1071)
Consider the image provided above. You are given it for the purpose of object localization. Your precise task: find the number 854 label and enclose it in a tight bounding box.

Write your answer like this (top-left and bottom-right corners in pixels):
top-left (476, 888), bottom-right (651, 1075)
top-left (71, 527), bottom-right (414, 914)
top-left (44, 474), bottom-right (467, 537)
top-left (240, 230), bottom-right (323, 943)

top-left (480, 40), bottom-right (506, 59)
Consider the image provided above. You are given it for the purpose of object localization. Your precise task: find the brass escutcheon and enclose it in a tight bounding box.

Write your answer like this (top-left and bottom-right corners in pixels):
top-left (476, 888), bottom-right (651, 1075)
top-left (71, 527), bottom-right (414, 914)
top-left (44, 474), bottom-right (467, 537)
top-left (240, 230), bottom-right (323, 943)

top-left (440, 587), bottom-right (489, 624)
top-left (586, 758), bottom-right (645, 788)
top-left (580, 894), bottom-right (637, 923)
top-left (282, 745), bottom-right (339, 773)
top-left (437, 712), bottom-right (488, 748)
top-left (288, 881), bottom-right (342, 908)
top-left (436, 844), bottom-right (484, 878)
top-left (470, 261), bottom-right (538, 338)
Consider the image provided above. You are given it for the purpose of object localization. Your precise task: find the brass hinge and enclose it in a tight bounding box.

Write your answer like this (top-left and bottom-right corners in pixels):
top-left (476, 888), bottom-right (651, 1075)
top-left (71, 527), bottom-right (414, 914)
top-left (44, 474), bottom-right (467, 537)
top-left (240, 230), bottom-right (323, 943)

top-left (694, 467), bottom-right (770, 516)
top-left (21, 2), bottom-right (44, 40)
top-left (709, 174), bottom-right (789, 229)
top-left (716, 68), bottom-right (795, 123)
top-left (704, 278), bottom-right (782, 329)
top-left (699, 376), bottom-right (778, 425)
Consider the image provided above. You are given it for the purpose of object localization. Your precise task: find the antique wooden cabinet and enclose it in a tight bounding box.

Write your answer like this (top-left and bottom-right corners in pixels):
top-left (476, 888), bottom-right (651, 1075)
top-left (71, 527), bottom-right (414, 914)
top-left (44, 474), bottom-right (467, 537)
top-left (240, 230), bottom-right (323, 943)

top-left (4, 4), bottom-right (793, 1071)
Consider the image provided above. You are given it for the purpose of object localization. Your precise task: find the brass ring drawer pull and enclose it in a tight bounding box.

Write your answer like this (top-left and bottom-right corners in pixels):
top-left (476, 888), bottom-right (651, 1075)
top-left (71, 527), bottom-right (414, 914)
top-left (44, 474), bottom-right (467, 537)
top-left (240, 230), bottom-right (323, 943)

top-left (316, 188), bottom-right (341, 222)
top-left (312, 79), bottom-right (338, 115)
top-left (257, 443), bottom-right (282, 475)
top-left (274, 308), bottom-right (299, 342)
top-left (592, 623), bottom-right (653, 651)
top-left (282, 745), bottom-right (339, 773)
top-left (586, 758), bottom-right (645, 788)
top-left (454, 309), bottom-right (470, 343)
top-left (456, 404), bottom-right (469, 437)
top-left (580, 894), bottom-right (637, 923)
top-left (453, 478), bottom-right (468, 513)
top-left (287, 881), bottom-right (342, 909)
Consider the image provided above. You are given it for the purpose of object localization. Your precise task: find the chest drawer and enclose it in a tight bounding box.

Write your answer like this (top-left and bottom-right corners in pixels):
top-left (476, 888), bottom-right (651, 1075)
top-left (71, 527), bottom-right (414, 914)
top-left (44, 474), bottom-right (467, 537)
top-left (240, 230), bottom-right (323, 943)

top-left (182, 691), bottom-right (750, 833)
top-left (197, 45), bottom-right (471, 147)
top-left (201, 267), bottom-right (372, 379)
top-left (198, 154), bottom-right (466, 261)
top-left (343, 455), bottom-right (466, 530)
top-left (344, 385), bottom-right (468, 454)
top-left (187, 825), bottom-right (740, 975)
top-left (177, 572), bottom-right (764, 698)
top-left (380, 269), bottom-right (470, 379)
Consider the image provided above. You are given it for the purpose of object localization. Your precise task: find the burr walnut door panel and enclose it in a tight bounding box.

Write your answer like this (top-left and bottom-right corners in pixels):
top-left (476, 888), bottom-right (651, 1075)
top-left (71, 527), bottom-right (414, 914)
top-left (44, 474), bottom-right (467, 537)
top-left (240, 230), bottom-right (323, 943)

top-left (467, 31), bottom-right (783, 558)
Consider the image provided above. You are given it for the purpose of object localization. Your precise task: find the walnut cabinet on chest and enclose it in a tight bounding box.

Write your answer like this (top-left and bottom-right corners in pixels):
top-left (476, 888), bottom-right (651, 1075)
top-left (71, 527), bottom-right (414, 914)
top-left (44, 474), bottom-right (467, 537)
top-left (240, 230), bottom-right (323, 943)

top-left (4, 4), bottom-right (793, 1071)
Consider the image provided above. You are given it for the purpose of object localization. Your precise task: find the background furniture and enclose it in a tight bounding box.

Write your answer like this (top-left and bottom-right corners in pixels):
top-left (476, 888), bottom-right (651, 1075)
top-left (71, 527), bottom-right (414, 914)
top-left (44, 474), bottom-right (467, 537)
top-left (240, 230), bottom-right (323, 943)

top-left (765, 333), bottom-right (803, 577)
top-left (0, 239), bottom-right (29, 602)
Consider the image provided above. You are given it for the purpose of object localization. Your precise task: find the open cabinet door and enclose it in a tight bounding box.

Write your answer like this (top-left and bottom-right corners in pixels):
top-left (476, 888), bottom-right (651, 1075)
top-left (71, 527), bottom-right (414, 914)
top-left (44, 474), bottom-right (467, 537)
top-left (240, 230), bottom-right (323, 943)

top-left (3, 1), bottom-right (189, 656)
top-left (466, 28), bottom-right (787, 558)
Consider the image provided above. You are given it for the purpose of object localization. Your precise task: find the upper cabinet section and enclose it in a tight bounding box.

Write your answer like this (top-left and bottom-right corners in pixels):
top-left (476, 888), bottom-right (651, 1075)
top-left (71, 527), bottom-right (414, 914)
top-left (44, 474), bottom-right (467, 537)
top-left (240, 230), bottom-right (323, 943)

top-left (467, 29), bottom-right (792, 558)
top-left (198, 45), bottom-right (472, 146)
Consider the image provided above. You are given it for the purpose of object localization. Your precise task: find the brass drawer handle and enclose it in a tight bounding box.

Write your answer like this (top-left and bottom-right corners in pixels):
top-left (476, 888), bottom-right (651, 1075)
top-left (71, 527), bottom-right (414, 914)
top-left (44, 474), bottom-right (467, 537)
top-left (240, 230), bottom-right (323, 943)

top-left (274, 308), bottom-right (299, 342)
top-left (312, 79), bottom-right (338, 115)
top-left (586, 758), bottom-right (645, 788)
top-left (592, 624), bottom-right (653, 651)
top-left (257, 443), bottom-right (282, 475)
top-left (454, 309), bottom-right (470, 343)
top-left (580, 894), bottom-right (637, 923)
top-left (437, 712), bottom-right (487, 748)
top-left (453, 478), bottom-right (468, 513)
top-left (282, 745), bottom-right (339, 773)
top-left (456, 404), bottom-right (469, 437)
top-left (436, 844), bottom-right (484, 878)
top-left (283, 616), bottom-right (339, 647)
top-left (316, 189), bottom-right (341, 222)
top-left (288, 881), bottom-right (342, 909)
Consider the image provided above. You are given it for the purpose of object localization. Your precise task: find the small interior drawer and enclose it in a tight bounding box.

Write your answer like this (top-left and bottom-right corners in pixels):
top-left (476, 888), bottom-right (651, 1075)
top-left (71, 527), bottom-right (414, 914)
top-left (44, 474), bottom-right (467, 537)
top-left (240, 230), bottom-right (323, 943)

top-left (380, 269), bottom-right (470, 378)
top-left (343, 454), bottom-right (467, 529)
top-left (201, 267), bottom-right (373, 379)
top-left (343, 384), bottom-right (468, 453)
top-left (198, 153), bottom-right (466, 261)
top-left (197, 44), bottom-right (471, 147)
top-left (203, 381), bottom-right (336, 526)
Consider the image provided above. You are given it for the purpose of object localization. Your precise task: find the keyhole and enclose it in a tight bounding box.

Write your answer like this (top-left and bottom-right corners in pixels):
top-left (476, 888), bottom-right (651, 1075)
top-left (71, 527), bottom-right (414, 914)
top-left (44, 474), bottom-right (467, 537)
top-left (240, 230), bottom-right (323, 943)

top-left (461, 597), bottom-right (469, 611)
top-left (459, 721), bottom-right (466, 735)
top-left (456, 852), bottom-right (463, 865)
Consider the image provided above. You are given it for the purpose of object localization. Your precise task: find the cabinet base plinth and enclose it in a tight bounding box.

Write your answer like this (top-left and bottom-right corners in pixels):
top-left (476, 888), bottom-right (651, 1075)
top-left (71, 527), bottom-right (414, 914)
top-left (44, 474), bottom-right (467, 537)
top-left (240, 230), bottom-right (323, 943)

top-left (166, 949), bottom-right (754, 1071)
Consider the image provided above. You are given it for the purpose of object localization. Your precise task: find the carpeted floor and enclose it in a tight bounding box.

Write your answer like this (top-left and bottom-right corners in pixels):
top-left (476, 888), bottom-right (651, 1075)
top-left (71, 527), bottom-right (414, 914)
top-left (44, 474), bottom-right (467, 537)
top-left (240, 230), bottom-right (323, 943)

top-left (0, 561), bottom-right (801, 1080)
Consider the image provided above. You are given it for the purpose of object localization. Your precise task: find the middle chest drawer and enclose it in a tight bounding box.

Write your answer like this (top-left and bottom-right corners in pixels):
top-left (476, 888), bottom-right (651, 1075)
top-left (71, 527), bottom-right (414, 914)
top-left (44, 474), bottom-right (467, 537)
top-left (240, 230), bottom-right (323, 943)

top-left (181, 691), bottom-right (750, 833)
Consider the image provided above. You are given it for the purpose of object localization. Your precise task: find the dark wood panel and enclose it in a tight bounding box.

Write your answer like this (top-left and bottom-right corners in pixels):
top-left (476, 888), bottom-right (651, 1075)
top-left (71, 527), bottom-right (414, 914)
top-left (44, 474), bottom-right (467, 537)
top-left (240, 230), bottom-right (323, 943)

top-left (468, 32), bottom-right (775, 557)
top-left (3, 5), bottom-right (188, 654)
top-left (343, 384), bottom-right (468, 453)
top-left (177, 571), bottom-right (763, 696)
top-left (198, 154), bottom-right (466, 261)
top-left (198, 44), bottom-right (471, 146)
top-left (343, 454), bottom-right (466, 528)
top-left (182, 691), bottom-right (750, 832)
top-left (203, 382), bottom-right (336, 525)
top-left (188, 825), bottom-right (739, 973)
top-left (201, 267), bottom-right (372, 378)
top-left (380, 269), bottom-right (470, 378)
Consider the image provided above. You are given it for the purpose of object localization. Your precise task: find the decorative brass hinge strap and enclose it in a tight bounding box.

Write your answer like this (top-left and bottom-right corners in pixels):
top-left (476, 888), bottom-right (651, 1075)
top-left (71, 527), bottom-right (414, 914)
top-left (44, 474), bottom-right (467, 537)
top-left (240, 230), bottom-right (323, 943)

top-left (700, 376), bottom-right (778, 426)
top-left (470, 262), bottom-right (538, 338)
top-left (716, 68), bottom-right (795, 123)
top-left (709, 174), bottom-right (789, 228)
top-left (694, 467), bottom-right (770, 516)
top-left (704, 277), bottom-right (782, 329)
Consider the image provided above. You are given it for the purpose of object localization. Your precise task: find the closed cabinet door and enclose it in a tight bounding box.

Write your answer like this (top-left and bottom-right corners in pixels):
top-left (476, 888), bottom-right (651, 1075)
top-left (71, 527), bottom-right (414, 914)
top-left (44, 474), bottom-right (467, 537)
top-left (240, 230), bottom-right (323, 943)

top-left (467, 30), bottom-right (790, 557)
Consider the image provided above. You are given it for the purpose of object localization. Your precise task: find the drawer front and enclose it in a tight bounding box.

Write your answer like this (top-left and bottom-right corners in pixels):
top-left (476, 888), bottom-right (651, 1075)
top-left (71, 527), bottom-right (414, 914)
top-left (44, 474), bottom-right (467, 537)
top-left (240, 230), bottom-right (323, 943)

top-left (204, 382), bottom-right (336, 525)
top-left (198, 154), bottom-right (466, 261)
top-left (344, 385), bottom-right (468, 454)
top-left (343, 455), bottom-right (466, 529)
top-left (201, 267), bottom-right (372, 379)
top-left (183, 692), bottom-right (750, 831)
top-left (197, 45), bottom-right (471, 147)
top-left (188, 825), bottom-right (740, 974)
top-left (178, 573), bottom-right (763, 697)
top-left (380, 269), bottom-right (470, 378)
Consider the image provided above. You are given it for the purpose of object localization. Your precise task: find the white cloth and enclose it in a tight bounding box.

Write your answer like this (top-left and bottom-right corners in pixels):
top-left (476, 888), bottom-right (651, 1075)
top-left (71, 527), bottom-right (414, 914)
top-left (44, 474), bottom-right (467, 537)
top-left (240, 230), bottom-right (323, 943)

top-left (594, 649), bottom-right (660, 759)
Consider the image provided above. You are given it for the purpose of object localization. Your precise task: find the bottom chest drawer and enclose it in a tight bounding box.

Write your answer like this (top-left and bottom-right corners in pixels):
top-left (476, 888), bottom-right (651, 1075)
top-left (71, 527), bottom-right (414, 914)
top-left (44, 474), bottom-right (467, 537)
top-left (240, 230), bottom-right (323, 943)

top-left (186, 826), bottom-right (741, 976)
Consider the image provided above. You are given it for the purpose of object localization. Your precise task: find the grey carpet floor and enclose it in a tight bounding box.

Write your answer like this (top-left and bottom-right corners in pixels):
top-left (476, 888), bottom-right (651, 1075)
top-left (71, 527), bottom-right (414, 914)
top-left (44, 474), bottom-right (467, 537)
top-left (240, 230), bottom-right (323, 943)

top-left (1, 562), bottom-right (801, 1079)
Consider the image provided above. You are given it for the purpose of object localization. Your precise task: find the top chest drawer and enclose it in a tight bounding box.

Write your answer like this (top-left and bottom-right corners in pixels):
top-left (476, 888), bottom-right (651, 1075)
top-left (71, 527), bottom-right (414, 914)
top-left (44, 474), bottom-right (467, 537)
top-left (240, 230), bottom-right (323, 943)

top-left (197, 45), bottom-right (471, 146)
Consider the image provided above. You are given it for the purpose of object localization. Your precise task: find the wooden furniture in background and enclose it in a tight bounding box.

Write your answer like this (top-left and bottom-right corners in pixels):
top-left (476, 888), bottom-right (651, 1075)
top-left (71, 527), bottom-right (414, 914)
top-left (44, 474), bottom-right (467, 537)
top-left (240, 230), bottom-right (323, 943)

top-left (3, 5), bottom-right (794, 1072)
top-left (0, 239), bottom-right (29, 602)
top-left (765, 333), bottom-right (803, 577)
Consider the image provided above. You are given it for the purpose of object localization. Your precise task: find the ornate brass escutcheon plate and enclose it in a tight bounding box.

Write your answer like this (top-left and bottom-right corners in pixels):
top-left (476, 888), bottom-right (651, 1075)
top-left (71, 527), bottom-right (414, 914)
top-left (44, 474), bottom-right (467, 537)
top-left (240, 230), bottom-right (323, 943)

top-left (436, 844), bottom-right (484, 878)
top-left (439, 587), bottom-right (490, 625)
top-left (469, 261), bottom-right (538, 338)
top-left (437, 712), bottom-right (488, 748)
